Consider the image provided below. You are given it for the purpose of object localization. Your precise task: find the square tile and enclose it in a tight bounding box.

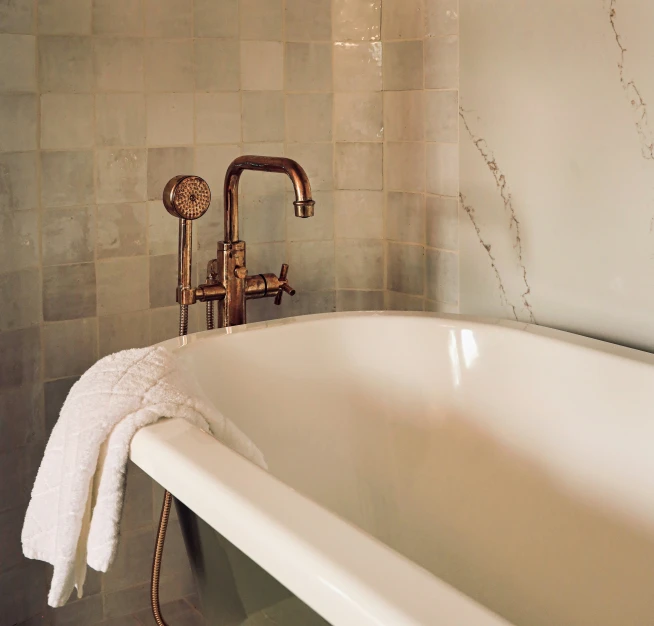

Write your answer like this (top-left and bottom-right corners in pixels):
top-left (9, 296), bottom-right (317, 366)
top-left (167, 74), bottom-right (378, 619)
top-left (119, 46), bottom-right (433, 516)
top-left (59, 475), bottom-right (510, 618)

top-left (333, 42), bottom-right (382, 92)
top-left (335, 239), bottom-right (383, 289)
top-left (43, 263), bottom-right (96, 322)
top-left (0, 0), bottom-right (34, 34)
top-left (195, 92), bottom-right (241, 143)
top-left (44, 376), bottom-right (78, 435)
top-left (0, 94), bottom-right (36, 151)
top-left (383, 41), bottom-right (423, 91)
top-left (0, 445), bottom-right (42, 515)
top-left (194, 144), bottom-right (241, 196)
top-left (336, 289), bottom-right (384, 312)
top-left (334, 92), bottom-right (382, 141)
top-left (239, 192), bottom-right (285, 243)
top-left (241, 41), bottom-right (283, 91)
top-left (0, 210), bottom-right (38, 272)
top-left (242, 91), bottom-right (284, 142)
top-left (94, 38), bottom-right (144, 92)
top-left (41, 150), bottom-right (94, 208)
top-left (43, 318), bottom-right (97, 379)
top-left (384, 141), bottom-right (425, 192)
top-left (425, 298), bottom-right (458, 314)
top-left (386, 290), bottom-right (424, 311)
top-left (97, 257), bottom-right (149, 316)
top-left (240, 0), bottom-right (282, 40)
top-left (426, 248), bottom-right (458, 303)
top-left (286, 143), bottom-right (333, 191)
top-left (334, 190), bottom-right (383, 239)
top-left (122, 461), bottom-right (154, 530)
top-left (99, 310), bottom-right (151, 357)
top-left (0, 152), bottom-right (38, 211)
top-left (149, 254), bottom-right (177, 308)
top-left (194, 39), bottom-right (240, 91)
top-left (381, 0), bottom-right (423, 40)
top-left (0, 269), bottom-right (42, 332)
top-left (150, 306), bottom-right (179, 343)
top-left (286, 190), bottom-right (333, 241)
top-left (284, 42), bottom-right (332, 92)
top-left (426, 194), bottom-right (458, 250)
top-left (425, 90), bottom-right (458, 142)
top-left (385, 191), bottom-right (425, 243)
top-left (285, 0), bottom-right (331, 41)
top-left (194, 0), bottom-right (238, 38)
top-left (40, 94), bottom-right (93, 149)
top-left (95, 94), bottom-right (146, 147)
top-left (424, 35), bottom-right (458, 89)
top-left (289, 240), bottom-right (335, 291)
top-left (335, 142), bottom-right (382, 190)
top-left (426, 142), bottom-right (458, 196)
top-left (384, 90), bottom-right (424, 141)
top-left (0, 34), bottom-right (36, 92)
top-left (146, 0), bottom-right (191, 37)
top-left (332, 0), bottom-right (380, 42)
top-left (387, 242), bottom-right (424, 295)
top-left (42, 207), bottom-right (95, 266)
top-left (0, 326), bottom-right (41, 389)
top-left (92, 0), bottom-right (142, 35)
top-left (39, 36), bottom-right (93, 92)
top-left (148, 200), bottom-right (178, 255)
top-left (102, 527), bottom-right (154, 593)
top-left (285, 93), bottom-right (332, 143)
top-left (425, 0), bottom-right (459, 37)
top-left (145, 39), bottom-right (194, 92)
top-left (97, 203), bottom-right (147, 258)
top-left (39, 0), bottom-right (91, 34)
top-left (279, 289), bottom-right (335, 317)
top-left (50, 591), bottom-right (104, 625)
top-left (96, 148), bottom-right (147, 203)
top-left (146, 93), bottom-right (193, 146)
top-left (147, 147), bottom-right (193, 201)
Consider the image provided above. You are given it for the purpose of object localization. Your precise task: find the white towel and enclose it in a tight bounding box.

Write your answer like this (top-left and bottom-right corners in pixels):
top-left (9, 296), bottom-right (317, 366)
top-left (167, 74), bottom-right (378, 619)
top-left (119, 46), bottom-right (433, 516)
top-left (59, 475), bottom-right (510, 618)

top-left (21, 345), bottom-right (265, 608)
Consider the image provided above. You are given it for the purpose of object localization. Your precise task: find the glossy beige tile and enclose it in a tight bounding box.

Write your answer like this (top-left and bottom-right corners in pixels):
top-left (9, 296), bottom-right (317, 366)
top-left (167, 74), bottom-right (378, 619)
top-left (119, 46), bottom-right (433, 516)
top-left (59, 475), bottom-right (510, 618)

top-left (145, 39), bottom-right (194, 93)
top-left (383, 41), bottom-right (423, 91)
top-left (285, 93), bottom-right (332, 142)
top-left (0, 270), bottom-right (41, 332)
top-left (40, 94), bottom-right (93, 149)
top-left (194, 39), bottom-right (240, 92)
top-left (385, 191), bottom-right (425, 243)
top-left (194, 0), bottom-right (238, 38)
top-left (39, 36), bottom-right (93, 92)
top-left (42, 207), bottom-right (95, 266)
top-left (333, 42), bottom-right (382, 92)
top-left (0, 35), bottom-right (36, 92)
top-left (93, 0), bottom-right (142, 35)
top-left (334, 92), bottom-right (382, 142)
top-left (242, 91), bottom-right (285, 142)
top-left (96, 148), bottom-right (147, 204)
top-left (195, 93), bottom-right (241, 143)
top-left (387, 242), bottom-right (424, 295)
top-left (146, 93), bottom-right (193, 146)
top-left (384, 142), bottom-right (425, 192)
top-left (42, 263), bottom-right (96, 321)
top-left (335, 142), bottom-right (382, 190)
top-left (425, 89), bottom-right (458, 142)
top-left (332, 0), bottom-right (380, 42)
top-left (425, 0), bottom-right (459, 37)
top-left (97, 203), bottom-right (147, 259)
top-left (240, 0), bottom-right (282, 40)
top-left (286, 143), bottom-right (333, 191)
top-left (285, 0), bottom-right (331, 42)
top-left (41, 150), bottom-right (94, 208)
top-left (0, 210), bottom-right (38, 272)
top-left (285, 42), bottom-right (332, 92)
top-left (94, 38), bottom-right (144, 92)
top-left (95, 94), bottom-right (146, 147)
top-left (381, 0), bottom-right (423, 40)
top-left (147, 147), bottom-right (193, 201)
top-left (424, 35), bottom-right (458, 89)
top-left (241, 41), bottom-right (283, 91)
top-left (145, 0), bottom-right (192, 37)
top-left (384, 90), bottom-right (424, 141)
top-left (426, 142), bottom-right (458, 196)
top-left (0, 152), bottom-right (38, 212)
top-left (426, 194), bottom-right (458, 250)
top-left (425, 248), bottom-right (458, 303)
top-left (0, 95), bottom-right (37, 152)
top-left (334, 190), bottom-right (383, 239)
top-left (335, 240), bottom-right (383, 289)
top-left (1, 0), bottom-right (34, 34)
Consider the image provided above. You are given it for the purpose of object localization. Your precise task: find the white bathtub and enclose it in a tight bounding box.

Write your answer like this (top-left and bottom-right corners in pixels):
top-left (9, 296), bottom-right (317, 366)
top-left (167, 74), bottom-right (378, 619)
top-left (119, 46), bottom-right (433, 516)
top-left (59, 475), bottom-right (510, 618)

top-left (130, 312), bottom-right (654, 626)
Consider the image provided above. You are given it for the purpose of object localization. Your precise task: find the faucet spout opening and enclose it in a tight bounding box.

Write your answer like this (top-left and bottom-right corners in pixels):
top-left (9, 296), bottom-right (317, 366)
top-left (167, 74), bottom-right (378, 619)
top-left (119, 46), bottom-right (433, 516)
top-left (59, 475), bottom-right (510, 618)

top-left (293, 199), bottom-right (315, 218)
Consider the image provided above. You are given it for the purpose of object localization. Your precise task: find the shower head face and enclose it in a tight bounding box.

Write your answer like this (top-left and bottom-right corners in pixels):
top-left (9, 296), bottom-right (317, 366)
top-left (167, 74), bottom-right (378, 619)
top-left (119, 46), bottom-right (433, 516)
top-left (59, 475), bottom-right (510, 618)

top-left (163, 175), bottom-right (211, 220)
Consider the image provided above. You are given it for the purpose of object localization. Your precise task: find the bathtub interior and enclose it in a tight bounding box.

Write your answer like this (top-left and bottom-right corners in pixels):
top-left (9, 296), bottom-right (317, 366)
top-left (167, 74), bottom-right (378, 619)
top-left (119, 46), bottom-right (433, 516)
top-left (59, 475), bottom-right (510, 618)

top-left (173, 314), bottom-right (654, 626)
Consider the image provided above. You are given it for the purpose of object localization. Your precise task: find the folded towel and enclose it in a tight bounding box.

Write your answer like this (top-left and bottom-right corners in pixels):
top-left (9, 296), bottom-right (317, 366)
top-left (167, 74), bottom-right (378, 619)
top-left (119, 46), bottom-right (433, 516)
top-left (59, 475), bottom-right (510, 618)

top-left (22, 345), bottom-right (265, 608)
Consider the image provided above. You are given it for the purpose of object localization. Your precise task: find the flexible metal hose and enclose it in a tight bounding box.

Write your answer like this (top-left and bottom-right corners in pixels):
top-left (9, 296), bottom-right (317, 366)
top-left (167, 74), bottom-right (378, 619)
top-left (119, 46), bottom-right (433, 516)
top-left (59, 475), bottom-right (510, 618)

top-left (151, 303), bottom-right (189, 626)
top-left (206, 301), bottom-right (214, 330)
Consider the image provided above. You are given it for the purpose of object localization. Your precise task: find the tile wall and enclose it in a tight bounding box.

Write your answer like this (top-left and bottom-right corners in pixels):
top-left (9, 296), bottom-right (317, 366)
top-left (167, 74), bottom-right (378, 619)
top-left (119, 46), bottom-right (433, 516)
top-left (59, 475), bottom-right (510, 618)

top-left (0, 0), bottom-right (459, 623)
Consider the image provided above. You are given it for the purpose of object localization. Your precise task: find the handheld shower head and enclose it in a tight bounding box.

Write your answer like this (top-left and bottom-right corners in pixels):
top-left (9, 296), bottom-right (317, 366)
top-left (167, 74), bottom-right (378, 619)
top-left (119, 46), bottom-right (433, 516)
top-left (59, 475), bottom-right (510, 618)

top-left (163, 175), bottom-right (211, 220)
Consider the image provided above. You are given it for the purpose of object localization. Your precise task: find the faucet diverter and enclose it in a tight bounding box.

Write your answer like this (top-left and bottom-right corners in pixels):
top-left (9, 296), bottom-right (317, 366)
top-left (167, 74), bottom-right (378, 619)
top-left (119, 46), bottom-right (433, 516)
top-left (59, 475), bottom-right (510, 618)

top-left (224, 155), bottom-right (315, 243)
